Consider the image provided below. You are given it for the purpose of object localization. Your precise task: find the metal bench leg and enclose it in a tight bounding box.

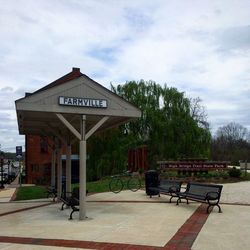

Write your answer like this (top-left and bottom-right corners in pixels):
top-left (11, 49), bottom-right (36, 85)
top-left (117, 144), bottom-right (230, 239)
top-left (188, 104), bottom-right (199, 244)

top-left (207, 204), bottom-right (212, 213)
top-left (61, 203), bottom-right (65, 211)
top-left (176, 197), bottom-right (181, 205)
top-left (217, 204), bottom-right (222, 213)
top-left (69, 210), bottom-right (74, 220)
top-left (207, 200), bottom-right (222, 213)
top-left (52, 194), bottom-right (56, 202)
top-left (69, 207), bottom-right (79, 220)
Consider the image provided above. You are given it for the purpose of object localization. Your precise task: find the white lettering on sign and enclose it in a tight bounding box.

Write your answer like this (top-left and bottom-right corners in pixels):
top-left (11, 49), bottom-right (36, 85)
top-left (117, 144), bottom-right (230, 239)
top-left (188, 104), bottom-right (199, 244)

top-left (59, 96), bottom-right (108, 108)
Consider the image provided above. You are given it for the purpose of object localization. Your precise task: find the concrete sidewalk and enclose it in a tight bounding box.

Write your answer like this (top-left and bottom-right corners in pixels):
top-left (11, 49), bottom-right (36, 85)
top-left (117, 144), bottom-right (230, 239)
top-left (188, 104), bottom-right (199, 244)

top-left (0, 187), bottom-right (16, 202)
top-left (0, 181), bottom-right (249, 249)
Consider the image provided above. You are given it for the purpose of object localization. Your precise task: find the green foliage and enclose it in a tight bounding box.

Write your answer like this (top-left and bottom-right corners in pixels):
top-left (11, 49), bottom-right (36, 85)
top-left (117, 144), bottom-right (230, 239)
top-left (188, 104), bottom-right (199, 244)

top-left (228, 167), bottom-right (242, 178)
top-left (112, 80), bottom-right (211, 163)
top-left (242, 172), bottom-right (250, 181)
top-left (1, 152), bottom-right (17, 160)
top-left (86, 80), bottom-right (211, 181)
top-left (159, 170), bottom-right (178, 179)
top-left (87, 129), bottom-right (130, 181)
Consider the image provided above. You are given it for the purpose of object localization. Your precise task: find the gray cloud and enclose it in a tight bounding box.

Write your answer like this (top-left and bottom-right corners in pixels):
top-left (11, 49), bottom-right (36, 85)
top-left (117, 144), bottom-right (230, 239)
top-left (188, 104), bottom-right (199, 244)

top-left (1, 0), bottom-right (250, 151)
top-left (215, 25), bottom-right (250, 54)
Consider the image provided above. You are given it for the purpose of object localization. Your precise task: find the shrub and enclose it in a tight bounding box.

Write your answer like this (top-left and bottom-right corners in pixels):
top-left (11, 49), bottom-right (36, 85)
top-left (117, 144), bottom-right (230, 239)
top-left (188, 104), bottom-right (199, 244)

top-left (228, 167), bottom-right (241, 178)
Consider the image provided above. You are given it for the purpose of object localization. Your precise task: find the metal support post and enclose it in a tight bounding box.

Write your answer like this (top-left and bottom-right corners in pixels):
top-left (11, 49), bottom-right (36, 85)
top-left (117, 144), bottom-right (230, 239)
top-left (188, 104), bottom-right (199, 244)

top-left (79, 115), bottom-right (87, 220)
top-left (66, 143), bottom-right (72, 196)
top-left (57, 147), bottom-right (62, 200)
top-left (51, 148), bottom-right (56, 187)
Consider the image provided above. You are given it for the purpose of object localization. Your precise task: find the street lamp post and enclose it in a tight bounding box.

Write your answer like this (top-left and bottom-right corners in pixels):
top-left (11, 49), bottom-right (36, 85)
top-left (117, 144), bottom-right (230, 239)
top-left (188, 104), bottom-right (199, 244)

top-left (19, 159), bottom-right (22, 187)
top-left (245, 160), bottom-right (247, 177)
top-left (16, 146), bottom-right (23, 187)
top-left (7, 160), bottom-right (10, 184)
top-left (0, 151), bottom-right (4, 189)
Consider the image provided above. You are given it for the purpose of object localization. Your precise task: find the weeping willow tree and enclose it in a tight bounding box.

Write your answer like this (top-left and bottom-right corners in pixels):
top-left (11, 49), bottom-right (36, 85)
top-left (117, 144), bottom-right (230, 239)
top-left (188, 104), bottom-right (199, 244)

top-left (87, 80), bottom-right (211, 180)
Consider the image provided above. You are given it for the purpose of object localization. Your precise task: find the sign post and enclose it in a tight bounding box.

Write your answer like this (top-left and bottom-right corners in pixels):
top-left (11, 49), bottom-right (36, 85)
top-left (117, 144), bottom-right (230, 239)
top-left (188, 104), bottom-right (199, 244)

top-left (0, 151), bottom-right (4, 189)
top-left (16, 146), bottom-right (22, 187)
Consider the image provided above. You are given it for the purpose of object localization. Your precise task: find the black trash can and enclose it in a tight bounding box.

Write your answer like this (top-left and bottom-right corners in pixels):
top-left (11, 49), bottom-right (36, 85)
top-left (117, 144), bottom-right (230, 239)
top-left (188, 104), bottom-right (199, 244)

top-left (145, 170), bottom-right (159, 196)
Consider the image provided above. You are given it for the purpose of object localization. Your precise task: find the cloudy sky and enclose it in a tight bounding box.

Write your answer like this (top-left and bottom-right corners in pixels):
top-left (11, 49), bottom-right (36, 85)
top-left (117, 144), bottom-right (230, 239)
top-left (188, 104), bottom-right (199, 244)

top-left (0, 0), bottom-right (250, 152)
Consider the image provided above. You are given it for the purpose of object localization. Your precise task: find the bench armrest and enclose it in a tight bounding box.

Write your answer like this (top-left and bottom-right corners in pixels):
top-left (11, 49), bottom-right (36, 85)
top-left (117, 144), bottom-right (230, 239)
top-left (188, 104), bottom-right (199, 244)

top-left (206, 191), bottom-right (219, 200)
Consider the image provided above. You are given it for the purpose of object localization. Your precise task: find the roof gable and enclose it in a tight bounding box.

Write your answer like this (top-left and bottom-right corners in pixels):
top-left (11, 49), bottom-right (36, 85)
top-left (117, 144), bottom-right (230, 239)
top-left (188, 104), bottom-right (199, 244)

top-left (33, 67), bottom-right (83, 94)
top-left (16, 68), bottom-right (141, 136)
top-left (16, 71), bottom-right (140, 118)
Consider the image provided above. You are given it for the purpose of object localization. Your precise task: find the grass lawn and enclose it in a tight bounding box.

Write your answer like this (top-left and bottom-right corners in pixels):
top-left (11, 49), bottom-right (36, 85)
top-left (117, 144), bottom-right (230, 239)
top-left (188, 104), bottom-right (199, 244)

top-left (72, 178), bottom-right (111, 193)
top-left (15, 185), bottom-right (48, 201)
top-left (15, 176), bottom-right (144, 201)
top-left (15, 178), bottom-right (112, 201)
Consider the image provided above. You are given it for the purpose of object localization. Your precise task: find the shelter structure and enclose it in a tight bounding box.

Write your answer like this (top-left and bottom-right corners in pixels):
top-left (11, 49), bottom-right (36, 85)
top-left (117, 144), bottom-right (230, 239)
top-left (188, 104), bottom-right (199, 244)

top-left (15, 68), bottom-right (141, 220)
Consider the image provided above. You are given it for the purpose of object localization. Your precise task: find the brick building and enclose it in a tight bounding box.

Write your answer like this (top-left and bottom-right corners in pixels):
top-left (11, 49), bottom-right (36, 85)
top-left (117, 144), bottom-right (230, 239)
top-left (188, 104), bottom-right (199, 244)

top-left (25, 135), bottom-right (80, 185)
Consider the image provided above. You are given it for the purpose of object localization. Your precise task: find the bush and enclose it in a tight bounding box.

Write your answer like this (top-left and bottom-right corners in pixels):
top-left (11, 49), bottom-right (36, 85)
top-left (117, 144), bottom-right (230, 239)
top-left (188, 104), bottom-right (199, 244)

top-left (160, 170), bottom-right (178, 179)
top-left (228, 167), bottom-right (241, 178)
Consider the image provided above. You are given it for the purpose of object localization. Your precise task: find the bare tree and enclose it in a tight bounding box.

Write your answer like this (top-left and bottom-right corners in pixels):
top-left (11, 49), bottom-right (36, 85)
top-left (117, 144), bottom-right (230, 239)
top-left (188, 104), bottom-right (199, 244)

top-left (216, 122), bottom-right (248, 141)
top-left (189, 97), bottom-right (209, 129)
top-left (212, 122), bottom-right (250, 164)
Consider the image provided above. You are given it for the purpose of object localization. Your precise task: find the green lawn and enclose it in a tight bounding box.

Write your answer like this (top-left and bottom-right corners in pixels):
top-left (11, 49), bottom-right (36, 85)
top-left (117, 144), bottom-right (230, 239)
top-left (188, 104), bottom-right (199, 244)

top-left (15, 178), bottom-right (112, 201)
top-left (73, 178), bottom-right (111, 193)
top-left (15, 185), bottom-right (48, 201)
top-left (15, 177), bottom-right (144, 201)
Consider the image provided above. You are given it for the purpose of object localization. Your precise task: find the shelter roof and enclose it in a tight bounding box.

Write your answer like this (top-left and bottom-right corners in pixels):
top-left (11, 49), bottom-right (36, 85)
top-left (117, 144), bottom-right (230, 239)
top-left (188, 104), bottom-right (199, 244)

top-left (15, 68), bottom-right (141, 140)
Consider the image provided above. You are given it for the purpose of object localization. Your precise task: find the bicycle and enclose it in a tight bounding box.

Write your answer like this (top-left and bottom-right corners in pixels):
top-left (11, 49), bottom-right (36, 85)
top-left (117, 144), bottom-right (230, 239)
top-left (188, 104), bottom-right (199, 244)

top-left (109, 171), bottom-right (141, 193)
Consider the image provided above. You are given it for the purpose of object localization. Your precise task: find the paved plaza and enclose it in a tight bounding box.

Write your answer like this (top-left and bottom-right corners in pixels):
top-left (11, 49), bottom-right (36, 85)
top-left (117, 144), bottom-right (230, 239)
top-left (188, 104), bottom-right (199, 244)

top-left (0, 181), bottom-right (250, 249)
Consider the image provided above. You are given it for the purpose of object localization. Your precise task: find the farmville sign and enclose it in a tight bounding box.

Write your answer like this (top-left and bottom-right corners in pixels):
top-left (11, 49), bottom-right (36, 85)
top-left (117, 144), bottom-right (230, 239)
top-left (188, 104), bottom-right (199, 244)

top-left (59, 96), bottom-right (108, 108)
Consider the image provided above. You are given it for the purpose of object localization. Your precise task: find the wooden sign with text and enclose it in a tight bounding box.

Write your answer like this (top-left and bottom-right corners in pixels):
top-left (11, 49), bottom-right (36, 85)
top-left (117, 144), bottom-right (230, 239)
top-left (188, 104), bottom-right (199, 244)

top-left (157, 161), bottom-right (228, 171)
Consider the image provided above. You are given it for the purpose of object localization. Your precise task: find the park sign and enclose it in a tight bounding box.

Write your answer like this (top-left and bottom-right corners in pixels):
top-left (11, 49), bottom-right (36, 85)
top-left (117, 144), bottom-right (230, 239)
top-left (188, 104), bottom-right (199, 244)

top-left (58, 96), bottom-right (108, 108)
top-left (157, 160), bottom-right (229, 171)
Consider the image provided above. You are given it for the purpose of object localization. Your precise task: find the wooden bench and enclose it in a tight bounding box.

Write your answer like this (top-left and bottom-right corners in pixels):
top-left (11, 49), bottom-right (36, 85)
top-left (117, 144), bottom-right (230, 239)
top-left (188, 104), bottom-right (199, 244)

top-left (176, 182), bottom-right (223, 213)
top-left (148, 179), bottom-right (183, 203)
